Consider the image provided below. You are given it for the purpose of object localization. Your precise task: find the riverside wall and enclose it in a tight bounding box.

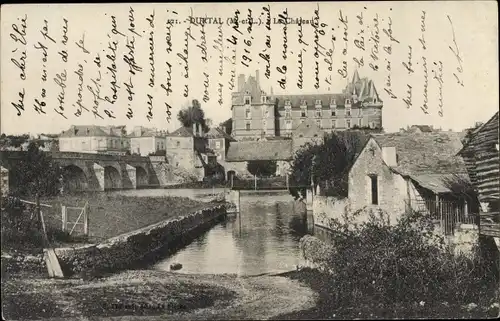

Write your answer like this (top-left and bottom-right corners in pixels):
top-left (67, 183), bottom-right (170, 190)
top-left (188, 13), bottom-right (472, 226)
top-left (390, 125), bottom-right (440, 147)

top-left (53, 204), bottom-right (226, 277)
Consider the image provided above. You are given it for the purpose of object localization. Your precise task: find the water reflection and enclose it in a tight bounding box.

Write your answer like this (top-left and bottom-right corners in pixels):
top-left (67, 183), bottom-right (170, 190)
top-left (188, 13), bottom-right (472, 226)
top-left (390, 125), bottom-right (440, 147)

top-left (153, 190), bottom-right (313, 276)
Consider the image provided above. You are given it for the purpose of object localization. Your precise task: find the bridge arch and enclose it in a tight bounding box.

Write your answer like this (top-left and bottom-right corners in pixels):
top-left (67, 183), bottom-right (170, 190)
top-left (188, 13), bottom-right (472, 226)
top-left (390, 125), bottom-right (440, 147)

top-left (136, 166), bottom-right (149, 187)
top-left (62, 165), bottom-right (88, 193)
top-left (104, 166), bottom-right (121, 190)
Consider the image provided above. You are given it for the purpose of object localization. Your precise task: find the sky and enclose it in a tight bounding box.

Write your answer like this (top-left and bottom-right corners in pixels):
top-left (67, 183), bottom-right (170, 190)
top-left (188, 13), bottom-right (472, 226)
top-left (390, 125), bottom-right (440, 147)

top-left (1, 1), bottom-right (498, 135)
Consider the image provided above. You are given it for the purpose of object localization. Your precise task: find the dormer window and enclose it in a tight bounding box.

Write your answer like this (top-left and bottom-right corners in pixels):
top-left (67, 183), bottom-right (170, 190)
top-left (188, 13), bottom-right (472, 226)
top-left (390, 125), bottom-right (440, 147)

top-left (285, 100), bottom-right (291, 107)
top-left (261, 95), bottom-right (267, 103)
top-left (301, 99), bottom-right (307, 106)
top-left (285, 109), bottom-right (291, 118)
top-left (315, 100), bottom-right (322, 108)
top-left (330, 98), bottom-right (337, 106)
top-left (245, 97), bottom-right (251, 105)
top-left (345, 98), bottom-right (351, 105)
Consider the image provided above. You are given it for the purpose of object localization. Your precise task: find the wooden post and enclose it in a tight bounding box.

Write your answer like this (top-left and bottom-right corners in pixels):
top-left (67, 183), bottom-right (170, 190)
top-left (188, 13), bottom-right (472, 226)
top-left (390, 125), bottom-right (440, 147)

top-left (254, 174), bottom-right (257, 191)
top-left (61, 205), bottom-right (66, 231)
top-left (286, 174), bottom-right (289, 191)
top-left (36, 194), bottom-right (49, 246)
top-left (83, 204), bottom-right (88, 236)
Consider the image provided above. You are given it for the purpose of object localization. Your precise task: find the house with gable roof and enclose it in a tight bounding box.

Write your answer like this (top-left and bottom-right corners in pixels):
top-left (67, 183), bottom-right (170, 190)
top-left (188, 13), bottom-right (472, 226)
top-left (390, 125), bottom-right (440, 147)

top-left (128, 126), bottom-right (167, 156)
top-left (313, 130), bottom-right (472, 232)
top-left (59, 125), bottom-right (130, 155)
top-left (165, 123), bottom-right (218, 180)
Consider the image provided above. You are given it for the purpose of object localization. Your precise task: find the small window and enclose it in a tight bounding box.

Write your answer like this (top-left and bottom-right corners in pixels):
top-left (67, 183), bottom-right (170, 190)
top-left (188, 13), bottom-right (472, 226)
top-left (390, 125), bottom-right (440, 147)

top-left (301, 99), bottom-right (307, 106)
top-left (331, 119), bottom-right (336, 128)
top-left (285, 120), bottom-right (292, 130)
top-left (176, 141), bottom-right (180, 147)
top-left (285, 110), bottom-right (291, 118)
top-left (261, 95), bottom-right (267, 103)
top-left (346, 99), bottom-right (351, 105)
top-left (245, 97), bottom-right (251, 105)
top-left (315, 99), bottom-right (322, 105)
top-left (315, 110), bottom-right (322, 118)
top-left (346, 109), bottom-right (351, 117)
top-left (285, 100), bottom-right (291, 106)
top-left (246, 122), bottom-right (251, 131)
top-left (331, 98), bottom-right (337, 105)
top-left (215, 141), bottom-right (221, 149)
top-left (370, 175), bottom-right (378, 205)
top-left (316, 120), bottom-right (321, 128)
top-left (301, 110), bottom-right (307, 117)
top-left (346, 120), bottom-right (351, 128)
top-left (245, 108), bottom-right (251, 119)
top-left (331, 110), bottom-right (336, 117)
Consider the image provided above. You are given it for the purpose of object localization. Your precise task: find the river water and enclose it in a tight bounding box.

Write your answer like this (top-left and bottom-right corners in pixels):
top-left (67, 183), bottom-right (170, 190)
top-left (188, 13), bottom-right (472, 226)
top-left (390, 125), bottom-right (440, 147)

top-left (113, 188), bottom-right (321, 276)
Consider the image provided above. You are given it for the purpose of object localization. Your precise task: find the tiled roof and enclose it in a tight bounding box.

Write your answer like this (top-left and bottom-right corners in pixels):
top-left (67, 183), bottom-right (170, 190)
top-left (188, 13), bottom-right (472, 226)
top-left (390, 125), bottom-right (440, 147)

top-left (206, 128), bottom-right (236, 141)
top-left (59, 125), bottom-right (125, 137)
top-left (372, 131), bottom-right (467, 176)
top-left (168, 126), bottom-right (194, 137)
top-left (226, 140), bottom-right (293, 161)
top-left (410, 174), bottom-right (455, 194)
top-left (410, 125), bottom-right (433, 133)
top-left (293, 119), bottom-right (324, 138)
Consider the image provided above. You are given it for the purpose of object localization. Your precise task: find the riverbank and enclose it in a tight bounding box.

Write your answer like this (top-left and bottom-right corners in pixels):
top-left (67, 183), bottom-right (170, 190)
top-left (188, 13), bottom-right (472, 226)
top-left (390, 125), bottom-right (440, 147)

top-left (273, 268), bottom-right (499, 319)
top-left (1, 269), bottom-right (316, 320)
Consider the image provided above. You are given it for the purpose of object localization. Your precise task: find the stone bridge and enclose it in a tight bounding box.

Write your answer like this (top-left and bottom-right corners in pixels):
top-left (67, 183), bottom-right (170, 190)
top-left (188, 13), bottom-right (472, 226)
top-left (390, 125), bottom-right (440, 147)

top-left (0, 151), bottom-right (168, 192)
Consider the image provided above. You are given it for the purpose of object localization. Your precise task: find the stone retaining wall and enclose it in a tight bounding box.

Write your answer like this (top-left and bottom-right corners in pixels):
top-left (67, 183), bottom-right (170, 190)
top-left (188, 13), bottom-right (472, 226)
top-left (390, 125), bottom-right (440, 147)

top-left (54, 204), bottom-right (226, 277)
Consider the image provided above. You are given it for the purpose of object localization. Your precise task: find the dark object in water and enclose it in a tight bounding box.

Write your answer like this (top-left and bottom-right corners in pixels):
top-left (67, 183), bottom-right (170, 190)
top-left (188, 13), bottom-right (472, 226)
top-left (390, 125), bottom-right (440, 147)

top-left (170, 262), bottom-right (183, 271)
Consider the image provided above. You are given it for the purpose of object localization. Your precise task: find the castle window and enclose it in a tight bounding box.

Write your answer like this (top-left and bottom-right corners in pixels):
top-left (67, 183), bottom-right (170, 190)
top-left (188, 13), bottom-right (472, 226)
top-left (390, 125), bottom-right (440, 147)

top-left (285, 120), bottom-right (292, 130)
top-left (315, 109), bottom-right (322, 118)
top-left (346, 119), bottom-right (351, 128)
top-left (316, 119), bottom-right (321, 128)
top-left (301, 99), bottom-right (307, 106)
top-left (245, 108), bottom-right (251, 119)
top-left (315, 99), bottom-right (322, 106)
top-left (246, 121), bottom-right (251, 131)
top-left (285, 100), bottom-right (291, 107)
top-left (345, 98), bottom-right (351, 105)
top-left (331, 109), bottom-right (336, 117)
top-left (331, 119), bottom-right (336, 128)
top-left (245, 96), bottom-right (251, 105)
top-left (301, 106), bottom-right (307, 118)
top-left (285, 110), bottom-right (291, 118)
top-left (346, 106), bottom-right (352, 117)
top-left (261, 95), bottom-right (267, 103)
top-left (358, 118), bottom-right (362, 127)
top-left (215, 141), bottom-right (221, 149)
top-left (330, 98), bottom-right (337, 106)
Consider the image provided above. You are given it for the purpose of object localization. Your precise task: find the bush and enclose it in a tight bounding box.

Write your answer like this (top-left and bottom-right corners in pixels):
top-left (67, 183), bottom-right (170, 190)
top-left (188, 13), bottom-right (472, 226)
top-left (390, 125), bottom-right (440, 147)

top-left (246, 160), bottom-right (277, 177)
top-left (319, 209), bottom-right (497, 307)
top-left (1, 196), bottom-right (42, 248)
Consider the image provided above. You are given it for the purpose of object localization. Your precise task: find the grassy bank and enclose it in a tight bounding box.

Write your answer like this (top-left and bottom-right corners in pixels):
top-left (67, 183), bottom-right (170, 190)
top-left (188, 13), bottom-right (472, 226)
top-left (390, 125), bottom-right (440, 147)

top-left (1, 270), bottom-right (236, 320)
top-left (2, 193), bottom-right (214, 254)
top-left (1, 269), bottom-right (316, 320)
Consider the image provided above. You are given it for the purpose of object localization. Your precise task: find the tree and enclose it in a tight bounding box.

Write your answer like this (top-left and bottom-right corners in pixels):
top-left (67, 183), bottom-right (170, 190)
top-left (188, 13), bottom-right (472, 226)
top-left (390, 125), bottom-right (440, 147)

top-left (289, 131), bottom-right (365, 199)
top-left (10, 141), bottom-right (62, 197)
top-left (177, 99), bottom-right (209, 132)
top-left (247, 160), bottom-right (277, 177)
top-left (220, 118), bottom-right (233, 135)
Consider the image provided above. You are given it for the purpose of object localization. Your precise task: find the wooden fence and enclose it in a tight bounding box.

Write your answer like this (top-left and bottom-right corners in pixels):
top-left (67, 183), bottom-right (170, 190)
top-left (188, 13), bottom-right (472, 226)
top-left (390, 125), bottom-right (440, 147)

top-left (407, 199), bottom-right (477, 235)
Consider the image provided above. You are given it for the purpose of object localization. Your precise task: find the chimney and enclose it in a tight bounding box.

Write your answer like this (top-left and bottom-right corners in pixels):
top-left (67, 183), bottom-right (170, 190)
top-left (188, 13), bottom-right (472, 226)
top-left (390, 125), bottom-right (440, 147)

top-left (197, 123), bottom-right (202, 137)
top-left (238, 74), bottom-right (245, 92)
top-left (133, 126), bottom-right (142, 137)
top-left (192, 123), bottom-right (197, 137)
top-left (382, 147), bottom-right (397, 167)
top-left (255, 70), bottom-right (260, 87)
top-left (221, 125), bottom-right (226, 134)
